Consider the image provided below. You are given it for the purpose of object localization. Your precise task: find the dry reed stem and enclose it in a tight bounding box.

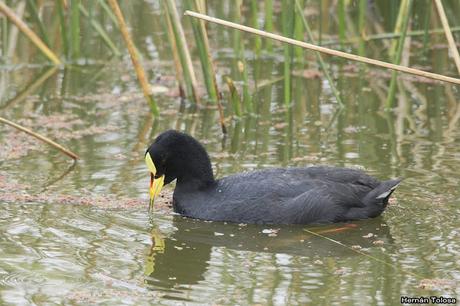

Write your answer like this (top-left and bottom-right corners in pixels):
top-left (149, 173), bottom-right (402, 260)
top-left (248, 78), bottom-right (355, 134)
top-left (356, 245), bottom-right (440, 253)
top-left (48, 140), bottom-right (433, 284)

top-left (0, 117), bottom-right (79, 160)
top-left (0, 1), bottom-right (61, 64)
top-left (434, 0), bottom-right (460, 75)
top-left (107, 0), bottom-right (159, 115)
top-left (184, 11), bottom-right (460, 86)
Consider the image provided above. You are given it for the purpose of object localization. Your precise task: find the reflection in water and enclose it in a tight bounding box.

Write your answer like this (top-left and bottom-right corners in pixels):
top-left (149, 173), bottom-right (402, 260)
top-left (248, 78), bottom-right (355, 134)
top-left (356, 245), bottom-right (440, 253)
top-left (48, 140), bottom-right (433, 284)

top-left (145, 216), bottom-right (398, 302)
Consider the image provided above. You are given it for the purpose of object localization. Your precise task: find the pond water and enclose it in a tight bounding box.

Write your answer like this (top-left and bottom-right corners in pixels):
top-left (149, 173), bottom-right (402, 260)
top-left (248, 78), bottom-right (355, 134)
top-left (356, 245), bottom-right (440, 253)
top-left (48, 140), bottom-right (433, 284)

top-left (1, 1), bottom-right (459, 305)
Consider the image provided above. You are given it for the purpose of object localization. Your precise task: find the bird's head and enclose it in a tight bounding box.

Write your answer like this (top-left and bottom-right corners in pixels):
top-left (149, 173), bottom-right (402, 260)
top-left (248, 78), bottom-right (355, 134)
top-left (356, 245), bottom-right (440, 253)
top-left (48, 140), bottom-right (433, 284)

top-left (145, 130), bottom-right (215, 210)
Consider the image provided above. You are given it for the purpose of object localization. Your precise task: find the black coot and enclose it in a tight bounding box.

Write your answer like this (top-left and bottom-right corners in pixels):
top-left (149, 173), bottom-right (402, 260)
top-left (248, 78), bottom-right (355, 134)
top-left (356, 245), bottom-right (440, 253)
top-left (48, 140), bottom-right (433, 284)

top-left (145, 130), bottom-right (401, 225)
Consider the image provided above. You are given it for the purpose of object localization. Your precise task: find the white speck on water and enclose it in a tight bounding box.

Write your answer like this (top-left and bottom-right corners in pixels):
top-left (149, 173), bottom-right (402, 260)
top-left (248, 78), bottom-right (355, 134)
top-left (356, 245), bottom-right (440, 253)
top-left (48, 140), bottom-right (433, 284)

top-left (214, 232), bottom-right (224, 236)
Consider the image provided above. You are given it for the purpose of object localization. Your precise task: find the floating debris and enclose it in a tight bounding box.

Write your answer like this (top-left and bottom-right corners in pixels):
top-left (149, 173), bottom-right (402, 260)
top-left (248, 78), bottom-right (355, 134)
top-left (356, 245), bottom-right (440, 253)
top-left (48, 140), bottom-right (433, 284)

top-left (418, 279), bottom-right (457, 290)
top-left (262, 228), bottom-right (280, 237)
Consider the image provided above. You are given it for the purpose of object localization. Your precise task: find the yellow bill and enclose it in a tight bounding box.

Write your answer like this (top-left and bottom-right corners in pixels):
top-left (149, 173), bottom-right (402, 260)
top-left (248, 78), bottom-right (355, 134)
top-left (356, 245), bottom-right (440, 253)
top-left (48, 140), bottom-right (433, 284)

top-left (149, 174), bottom-right (165, 210)
top-left (145, 152), bottom-right (164, 210)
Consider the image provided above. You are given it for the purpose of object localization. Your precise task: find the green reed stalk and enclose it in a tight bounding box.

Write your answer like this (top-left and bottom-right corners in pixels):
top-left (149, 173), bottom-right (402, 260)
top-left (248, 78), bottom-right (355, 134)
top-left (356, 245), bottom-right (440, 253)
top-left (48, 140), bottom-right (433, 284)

top-left (358, 0), bottom-right (367, 56)
top-left (386, 0), bottom-right (413, 108)
top-left (163, 8), bottom-right (185, 98)
top-left (26, 0), bottom-right (50, 47)
top-left (389, 0), bottom-right (411, 59)
top-left (184, 0), bottom-right (218, 101)
top-left (79, 4), bottom-right (121, 56)
top-left (233, 0), bottom-right (252, 113)
top-left (250, 0), bottom-right (262, 58)
top-left (251, 0), bottom-right (261, 86)
top-left (70, 0), bottom-right (81, 59)
top-left (282, 0), bottom-right (294, 106)
top-left (295, 0), bottom-right (343, 107)
top-left (422, 0), bottom-right (431, 54)
top-left (98, 0), bottom-right (118, 25)
top-left (338, 0), bottom-right (346, 47)
top-left (226, 77), bottom-right (242, 117)
top-left (318, 1), bottom-right (322, 44)
top-left (163, 0), bottom-right (200, 104)
top-left (293, 0), bottom-right (304, 65)
top-left (188, 0), bottom-right (226, 133)
top-left (56, 0), bottom-right (69, 56)
top-left (1, 6), bottom-right (8, 57)
top-left (264, 0), bottom-right (273, 52)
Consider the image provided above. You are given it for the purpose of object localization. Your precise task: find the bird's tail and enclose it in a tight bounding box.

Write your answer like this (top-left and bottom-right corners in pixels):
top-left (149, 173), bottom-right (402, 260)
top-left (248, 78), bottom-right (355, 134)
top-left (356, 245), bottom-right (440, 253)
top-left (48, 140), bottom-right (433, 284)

top-left (363, 178), bottom-right (402, 207)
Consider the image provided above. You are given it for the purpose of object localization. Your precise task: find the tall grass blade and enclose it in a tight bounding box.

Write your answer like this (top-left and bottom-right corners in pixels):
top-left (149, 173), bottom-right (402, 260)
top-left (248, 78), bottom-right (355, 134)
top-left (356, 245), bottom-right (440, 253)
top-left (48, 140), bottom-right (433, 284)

top-left (338, 0), bottom-right (346, 48)
top-left (238, 60), bottom-right (253, 113)
top-left (226, 77), bottom-right (242, 117)
top-left (0, 1), bottom-right (61, 64)
top-left (56, 0), bottom-right (69, 57)
top-left (186, 0), bottom-right (226, 133)
top-left (422, 0), bottom-right (431, 54)
top-left (293, 0), bottom-right (304, 65)
top-left (389, 0), bottom-right (411, 59)
top-left (70, 0), bottom-right (81, 59)
top-left (386, 0), bottom-right (413, 108)
top-left (1, 6), bottom-right (7, 58)
top-left (281, 0), bottom-right (294, 106)
top-left (107, 0), bottom-right (159, 115)
top-left (26, 0), bottom-right (51, 47)
top-left (185, 0), bottom-right (217, 101)
top-left (250, 0), bottom-right (262, 57)
top-left (263, 0), bottom-right (273, 52)
top-left (163, 8), bottom-right (185, 98)
top-left (164, 0), bottom-right (200, 104)
top-left (295, 0), bottom-right (344, 107)
top-left (6, 1), bottom-right (25, 59)
top-left (79, 4), bottom-right (121, 56)
top-left (232, 0), bottom-right (252, 113)
top-left (358, 0), bottom-right (367, 56)
top-left (98, 0), bottom-right (118, 25)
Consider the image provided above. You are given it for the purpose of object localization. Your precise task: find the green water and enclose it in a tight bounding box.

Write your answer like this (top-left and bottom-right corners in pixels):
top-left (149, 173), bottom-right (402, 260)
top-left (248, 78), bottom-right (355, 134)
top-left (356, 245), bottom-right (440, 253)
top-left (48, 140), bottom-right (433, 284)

top-left (1, 1), bottom-right (460, 305)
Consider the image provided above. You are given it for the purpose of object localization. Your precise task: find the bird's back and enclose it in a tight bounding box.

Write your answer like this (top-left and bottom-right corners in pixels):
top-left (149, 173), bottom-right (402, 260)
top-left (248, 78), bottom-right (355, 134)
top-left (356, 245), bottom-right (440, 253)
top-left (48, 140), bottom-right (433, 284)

top-left (173, 166), bottom-right (398, 224)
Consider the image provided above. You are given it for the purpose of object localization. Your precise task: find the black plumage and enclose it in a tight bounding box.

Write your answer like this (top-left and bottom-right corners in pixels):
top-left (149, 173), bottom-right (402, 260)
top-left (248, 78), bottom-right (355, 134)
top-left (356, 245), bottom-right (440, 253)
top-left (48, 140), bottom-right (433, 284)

top-left (146, 130), bottom-right (401, 225)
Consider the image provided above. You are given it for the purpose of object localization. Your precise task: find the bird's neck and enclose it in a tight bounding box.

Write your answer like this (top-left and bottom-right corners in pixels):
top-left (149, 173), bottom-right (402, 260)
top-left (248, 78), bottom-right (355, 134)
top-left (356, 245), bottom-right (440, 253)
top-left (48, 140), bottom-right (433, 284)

top-left (172, 155), bottom-right (215, 191)
top-left (176, 168), bottom-right (215, 191)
